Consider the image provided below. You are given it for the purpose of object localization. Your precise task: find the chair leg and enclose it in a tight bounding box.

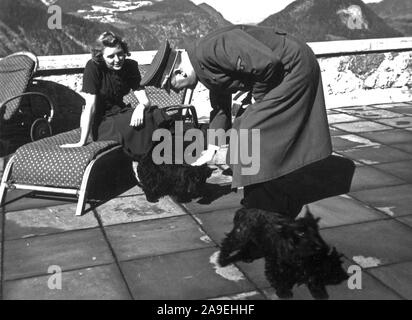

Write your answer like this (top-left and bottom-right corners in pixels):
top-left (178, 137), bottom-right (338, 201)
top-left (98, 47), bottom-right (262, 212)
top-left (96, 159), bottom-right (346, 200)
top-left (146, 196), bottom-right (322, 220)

top-left (75, 159), bottom-right (95, 216)
top-left (74, 146), bottom-right (122, 216)
top-left (0, 156), bottom-right (14, 206)
top-left (76, 189), bottom-right (88, 216)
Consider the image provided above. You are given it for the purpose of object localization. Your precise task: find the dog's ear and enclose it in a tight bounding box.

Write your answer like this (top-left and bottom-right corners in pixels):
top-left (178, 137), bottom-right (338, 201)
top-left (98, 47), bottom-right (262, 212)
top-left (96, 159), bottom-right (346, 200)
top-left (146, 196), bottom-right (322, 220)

top-left (303, 209), bottom-right (321, 227)
top-left (234, 207), bottom-right (248, 224)
top-left (201, 165), bottom-right (215, 178)
top-left (330, 247), bottom-right (344, 260)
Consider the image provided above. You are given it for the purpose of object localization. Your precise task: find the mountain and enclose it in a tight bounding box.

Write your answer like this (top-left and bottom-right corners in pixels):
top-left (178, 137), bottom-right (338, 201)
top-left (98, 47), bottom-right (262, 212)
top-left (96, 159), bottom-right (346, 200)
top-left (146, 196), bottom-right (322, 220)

top-left (0, 0), bottom-right (231, 56)
top-left (0, 0), bottom-right (133, 56)
top-left (259, 0), bottom-right (403, 42)
top-left (368, 0), bottom-right (412, 36)
top-left (197, 3), bottom-right (231, 27)
top-left (117, 0), bottom-right (232, 49)
top-left (53, 0), bottom-right (232, 49)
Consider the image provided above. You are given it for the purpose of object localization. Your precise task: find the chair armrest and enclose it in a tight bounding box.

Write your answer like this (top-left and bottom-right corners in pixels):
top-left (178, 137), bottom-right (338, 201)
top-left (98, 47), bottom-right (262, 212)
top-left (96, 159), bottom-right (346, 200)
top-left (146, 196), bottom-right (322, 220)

top-left (0, 92), bottom-right (55, 123)
top-left (165, 104), bottom-right (199, 128)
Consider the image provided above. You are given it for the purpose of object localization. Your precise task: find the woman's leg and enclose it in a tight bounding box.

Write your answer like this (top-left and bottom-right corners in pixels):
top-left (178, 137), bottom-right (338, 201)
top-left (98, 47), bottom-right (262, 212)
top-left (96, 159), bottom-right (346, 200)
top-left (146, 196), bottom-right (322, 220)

top-left (104, 108), bottom-right (171, 160)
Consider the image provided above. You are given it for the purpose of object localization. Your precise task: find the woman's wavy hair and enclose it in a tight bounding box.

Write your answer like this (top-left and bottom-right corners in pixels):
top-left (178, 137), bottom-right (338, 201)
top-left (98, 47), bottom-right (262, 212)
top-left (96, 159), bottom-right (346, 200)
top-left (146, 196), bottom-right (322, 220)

top-left (91, 31), bottom-right (131, 65)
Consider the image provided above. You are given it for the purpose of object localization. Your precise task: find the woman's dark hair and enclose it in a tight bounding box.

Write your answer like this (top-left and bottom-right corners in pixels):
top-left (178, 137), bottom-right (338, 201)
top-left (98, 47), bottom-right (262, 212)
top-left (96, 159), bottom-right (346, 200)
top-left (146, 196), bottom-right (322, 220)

top-left (91, 31), bottom-right (131, 64)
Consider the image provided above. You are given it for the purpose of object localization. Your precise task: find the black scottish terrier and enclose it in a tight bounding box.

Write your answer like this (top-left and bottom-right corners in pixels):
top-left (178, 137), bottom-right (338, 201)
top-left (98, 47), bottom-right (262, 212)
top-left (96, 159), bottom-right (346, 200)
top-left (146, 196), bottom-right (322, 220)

top-left (218, 207), bottom-right (348, 299)
top-left (136, 150), bottom-right (214, 203)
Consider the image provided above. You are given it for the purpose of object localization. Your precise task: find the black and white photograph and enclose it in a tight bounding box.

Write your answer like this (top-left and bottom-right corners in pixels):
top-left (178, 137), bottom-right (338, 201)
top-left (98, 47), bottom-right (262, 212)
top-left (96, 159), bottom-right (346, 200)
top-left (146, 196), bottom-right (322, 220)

top-left (0, 0), bottom-right (411, 304)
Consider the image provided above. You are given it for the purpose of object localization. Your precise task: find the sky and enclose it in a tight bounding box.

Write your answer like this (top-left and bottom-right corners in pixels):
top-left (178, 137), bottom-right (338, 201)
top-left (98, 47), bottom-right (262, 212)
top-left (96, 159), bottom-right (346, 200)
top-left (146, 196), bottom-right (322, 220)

top-left (190, 0), bottom-right (384, 24)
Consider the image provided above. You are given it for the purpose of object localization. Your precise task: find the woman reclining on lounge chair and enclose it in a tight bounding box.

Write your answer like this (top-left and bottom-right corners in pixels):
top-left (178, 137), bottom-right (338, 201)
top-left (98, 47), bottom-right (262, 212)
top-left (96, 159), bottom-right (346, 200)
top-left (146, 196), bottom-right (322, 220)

top-left (61, 31), bottom-right (171, 159)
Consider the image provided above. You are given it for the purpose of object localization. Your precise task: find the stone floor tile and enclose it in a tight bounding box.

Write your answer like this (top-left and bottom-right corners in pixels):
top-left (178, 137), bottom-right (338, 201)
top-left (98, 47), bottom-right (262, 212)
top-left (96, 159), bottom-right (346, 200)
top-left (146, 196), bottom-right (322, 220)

top-left (376, 117), bottom-right (412, 128)
top-left (268, 257), bottom-right (401, 300)
top-left (0, 207), bottom-right (3, 240)
top-left (392, 142), bottom-right (412, 154)
top-left (1, 190), bottom-right (71, 213)
top-left (372, 102), bottom-right (412, 108)
top-left (349, 166), bottom-right (405, 192)
top-left (3, 228), bottom-right (113, 280)
top-left (210, 291), bottom-right (265, 300)
top-left (329, 127), bottom-right (348, 136)
top-left (358, 129), bottom-right (412, 145)
top-left (327, 109), bottom-right (339, 114)
top-left (262, 261), bottom-right (401, 300)
top-left (338, 108), bottom-right (403, 120)
top-left (183, 186), bottom-right (242, 214)
top-left (5, 203), bottom-right (99, 240)
top-left (396, 215), bottom-right (412, 228)
top-left (118, 185), bottom-right (144, 197)
top-left (334, 106), bottom-right (376, 114)
top-left (331, 134), bottom-right (380, 151)
top-left (332, 152), bottom-right (364, 166)
top-left (321, 219), bottom-right (412, 268)
top-left (305, 195), bottom-right (386, 228)
top-left (332, 121), bottom-right (392, 133)
top-left (3, 264), bottom-right (131, 300)
top-left (383, 105), bottom-right (412, 115)
top-left (351, 185), bottom-right (412, 218)
top-left (121, 247), bottom-right (255, 300)
top-left (193, 208), bottom-right (238, 245)
top-left (105, 215), bottom-right (214, 261)
top-left (0, 242), bottom-right (2, 282)
top-left (96, 195), bottom-right (187, 226)
top-left (337, 145), bottom-right (412, 165)
top-left (369, 261), bottom-right (412, 299)
top-left (374, 160), bottom-right (412, 183)
top-left (327, 114), bottom-right (362, 124)
top-left (369, 103), bottom-right (394, 108)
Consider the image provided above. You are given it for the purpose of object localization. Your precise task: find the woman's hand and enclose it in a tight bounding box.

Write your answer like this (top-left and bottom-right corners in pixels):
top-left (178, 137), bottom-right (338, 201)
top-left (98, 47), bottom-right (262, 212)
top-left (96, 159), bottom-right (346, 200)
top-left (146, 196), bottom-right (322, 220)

top-left (130, 105), bottom-right (145, 127)
top-left (60, 142), bottom-right (86, 148)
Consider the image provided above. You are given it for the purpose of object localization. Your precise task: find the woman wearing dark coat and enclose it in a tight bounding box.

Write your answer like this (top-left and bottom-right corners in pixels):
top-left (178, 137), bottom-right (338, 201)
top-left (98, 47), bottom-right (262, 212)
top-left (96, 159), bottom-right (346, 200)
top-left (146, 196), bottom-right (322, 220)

top-left (61, 31), bottom-right (171, 159)
top-left (142, 25), bottom-right (333, 218)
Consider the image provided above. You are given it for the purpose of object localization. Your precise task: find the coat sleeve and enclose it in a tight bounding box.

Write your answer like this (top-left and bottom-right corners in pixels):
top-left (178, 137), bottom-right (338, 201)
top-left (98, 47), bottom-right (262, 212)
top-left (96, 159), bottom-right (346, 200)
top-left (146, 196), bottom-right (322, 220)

top-left (207, 28), bottom-right (283, 99)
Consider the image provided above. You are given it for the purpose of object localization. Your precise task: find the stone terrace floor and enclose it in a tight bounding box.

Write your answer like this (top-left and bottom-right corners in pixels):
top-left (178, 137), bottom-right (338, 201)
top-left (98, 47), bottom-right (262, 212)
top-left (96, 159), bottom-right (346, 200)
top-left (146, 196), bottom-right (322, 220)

top-left (1, 102), bottom-right (412, 300)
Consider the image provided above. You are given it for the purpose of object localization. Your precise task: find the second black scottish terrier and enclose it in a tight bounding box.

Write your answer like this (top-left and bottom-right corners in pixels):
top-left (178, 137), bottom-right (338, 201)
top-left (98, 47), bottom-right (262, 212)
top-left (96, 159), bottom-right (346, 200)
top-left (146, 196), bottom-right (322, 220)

top-left (136, 150), bottom-right (214, 202)
top-left (218, 207), bottom-right (348, 299)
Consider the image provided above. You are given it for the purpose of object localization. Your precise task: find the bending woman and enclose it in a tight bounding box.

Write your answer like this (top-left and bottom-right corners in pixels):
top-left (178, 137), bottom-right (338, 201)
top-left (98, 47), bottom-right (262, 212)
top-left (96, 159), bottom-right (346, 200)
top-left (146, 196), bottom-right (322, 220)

top-left (61, 31), bottom-right (171, 159)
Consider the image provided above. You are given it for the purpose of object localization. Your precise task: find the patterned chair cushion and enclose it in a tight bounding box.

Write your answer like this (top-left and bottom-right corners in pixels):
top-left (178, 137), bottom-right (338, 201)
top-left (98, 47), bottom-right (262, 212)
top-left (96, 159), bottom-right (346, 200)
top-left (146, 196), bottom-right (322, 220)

top-left (11, 129), bottom-right (119, 188)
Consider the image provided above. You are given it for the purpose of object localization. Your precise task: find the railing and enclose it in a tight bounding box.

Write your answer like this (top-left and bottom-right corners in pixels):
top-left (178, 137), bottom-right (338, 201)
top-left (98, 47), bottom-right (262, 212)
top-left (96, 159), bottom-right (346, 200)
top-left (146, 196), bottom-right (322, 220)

top-left (310, 37), bottom-right (412, 57)
top-left (34, 37), bottom-right (412, 74)
top-left (36, 51), bottom-right (158, 76)
top-left (30, 37), bottom-right (412, 109)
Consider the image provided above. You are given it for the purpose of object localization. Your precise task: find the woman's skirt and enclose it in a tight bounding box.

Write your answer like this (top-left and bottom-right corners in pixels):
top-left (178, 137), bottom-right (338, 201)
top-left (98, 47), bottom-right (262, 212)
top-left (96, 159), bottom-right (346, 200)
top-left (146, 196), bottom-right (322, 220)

top-left (93, 106), bottom-right (172, 160)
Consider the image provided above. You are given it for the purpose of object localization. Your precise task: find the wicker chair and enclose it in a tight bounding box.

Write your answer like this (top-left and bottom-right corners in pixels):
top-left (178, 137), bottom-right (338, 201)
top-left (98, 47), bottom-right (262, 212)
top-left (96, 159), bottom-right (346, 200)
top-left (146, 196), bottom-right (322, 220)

top-left (0, 63), bottom-right (198, 216)
top-left (0, 52), bottom-right (54, 156)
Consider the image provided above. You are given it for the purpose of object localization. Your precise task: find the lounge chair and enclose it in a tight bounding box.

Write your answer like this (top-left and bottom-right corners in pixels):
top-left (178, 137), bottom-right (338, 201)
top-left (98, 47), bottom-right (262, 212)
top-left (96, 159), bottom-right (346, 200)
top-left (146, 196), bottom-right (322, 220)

top-left (0, 63), bottom-right (198, 216)
top-left (0, 52), bottom-right (54, 156)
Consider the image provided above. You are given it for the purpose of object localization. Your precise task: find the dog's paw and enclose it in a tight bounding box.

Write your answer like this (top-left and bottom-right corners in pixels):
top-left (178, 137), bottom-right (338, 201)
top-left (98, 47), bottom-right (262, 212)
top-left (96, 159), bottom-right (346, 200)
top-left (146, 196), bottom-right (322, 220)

top-left (275, 288), bottom-right (294, 299)
top-left (217, 251), bottom-right (232, 267)
top-left (307, 282), bottom-right (329, 300)
top-left (144, 193), bottom-right (160, 203)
